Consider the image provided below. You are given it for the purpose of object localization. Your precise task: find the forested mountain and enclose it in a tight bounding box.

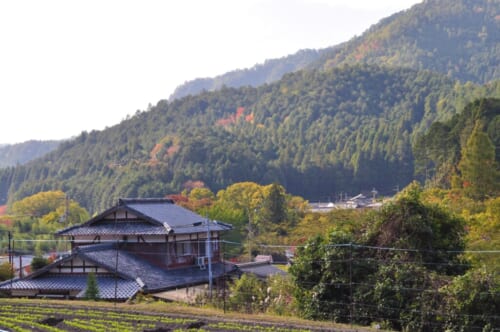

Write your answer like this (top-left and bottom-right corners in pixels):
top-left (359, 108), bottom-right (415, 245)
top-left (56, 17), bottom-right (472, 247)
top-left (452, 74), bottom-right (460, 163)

top-left (0, 140), bottom-right (60, 168)
top-left (170, 0), bottom-right (499, 100)
top-left (169, 49), bottom-right (327, 100)
top-left (1, 64), bottom-right (498, 213)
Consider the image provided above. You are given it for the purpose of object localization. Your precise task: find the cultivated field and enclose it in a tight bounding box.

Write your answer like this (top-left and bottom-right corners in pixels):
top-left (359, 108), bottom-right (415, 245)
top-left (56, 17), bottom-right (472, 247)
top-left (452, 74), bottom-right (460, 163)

top-left (0, 299), bottom-right (375, 332)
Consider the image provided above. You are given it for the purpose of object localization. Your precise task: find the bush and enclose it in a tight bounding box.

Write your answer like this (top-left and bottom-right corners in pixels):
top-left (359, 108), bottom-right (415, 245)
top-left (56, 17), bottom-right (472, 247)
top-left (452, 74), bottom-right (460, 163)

top-left (30, 256), bottom-right (49, 272)
top-left (228, 274), bottom-right (265, 313)
top-left (0, 262), bottom-right (13, 281)
top-left (84, 272), bottom-right (100, 300)
top-left (440, 267), bottom-right (500, 331)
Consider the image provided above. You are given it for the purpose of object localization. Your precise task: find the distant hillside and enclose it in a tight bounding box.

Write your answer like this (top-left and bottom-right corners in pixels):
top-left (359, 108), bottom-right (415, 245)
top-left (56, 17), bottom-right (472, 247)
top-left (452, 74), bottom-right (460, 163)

top-left (170, 0), bottom-right (499, 100)
top-left (168, 49), bottom-right (327, 101)
top-left (313, 0), bottom-right (500, 84)
top-left (0, 140), bottom-right (60, 168)
top-left (1, 64), bottom-right (498, 213)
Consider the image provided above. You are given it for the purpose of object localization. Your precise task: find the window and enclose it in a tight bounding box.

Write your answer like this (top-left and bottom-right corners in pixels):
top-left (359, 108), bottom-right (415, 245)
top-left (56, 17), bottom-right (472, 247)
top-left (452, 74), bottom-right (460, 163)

top-left (176, 241), bottom-right (192, 256)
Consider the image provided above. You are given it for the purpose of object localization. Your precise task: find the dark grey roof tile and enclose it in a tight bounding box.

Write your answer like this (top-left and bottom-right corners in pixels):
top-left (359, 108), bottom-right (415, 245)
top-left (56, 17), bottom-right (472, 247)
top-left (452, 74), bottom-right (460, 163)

top-left (0, 275), bottom-right (140, 299)
top-left (58, 222), bottom-right (168, 236)
top-left (237, 262), bottom-right (288, 279)
top-left (79, 244), bottom-right (238, 291)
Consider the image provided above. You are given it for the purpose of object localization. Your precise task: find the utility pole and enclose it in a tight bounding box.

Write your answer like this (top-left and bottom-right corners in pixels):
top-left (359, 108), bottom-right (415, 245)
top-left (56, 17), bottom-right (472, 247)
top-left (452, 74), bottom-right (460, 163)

top-left (65, 194), bottom-right (69, 222)
top-left (248, 212), bottom-right (252, 262)
top-left (349, 243), bottom-right (353, 327)
top-left (206, 217), bottom-right (213, 298)
top-left (222, 239), bottom-right (226, 313)
top-left (8, 231), bottom-right (12, 265)
top-left (19, 256), bottom-right (23, 278)
top-left (193, 217), bottom-right (214, 298)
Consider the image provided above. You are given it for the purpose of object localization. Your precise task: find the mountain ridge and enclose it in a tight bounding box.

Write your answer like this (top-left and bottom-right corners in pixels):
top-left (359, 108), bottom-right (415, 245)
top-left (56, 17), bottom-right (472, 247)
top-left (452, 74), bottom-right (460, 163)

top-left (168, 48), bottom-right (329, 101)
top-left (0, 140), bottom-right (61, 168)
top-left (170, 0), bottom-right (499, 101)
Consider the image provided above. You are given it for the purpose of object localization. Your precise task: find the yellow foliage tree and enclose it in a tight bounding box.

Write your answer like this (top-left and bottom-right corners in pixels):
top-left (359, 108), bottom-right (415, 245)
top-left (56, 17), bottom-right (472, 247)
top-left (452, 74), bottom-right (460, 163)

top-left (466, 197), bottom-right (500, 273)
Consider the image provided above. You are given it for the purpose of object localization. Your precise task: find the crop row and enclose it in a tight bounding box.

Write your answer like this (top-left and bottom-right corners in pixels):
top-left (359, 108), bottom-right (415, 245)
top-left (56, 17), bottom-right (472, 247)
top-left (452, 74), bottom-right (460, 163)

top-left (210, 321), bottom-right (312, 332)
top-left (0, 304), bottom-right (194, 324)
top-left (0, 315), bottom-right (63, 332)
top-left (0, 302), bottom-right (315, 332)
top-left (0, 305), bottom-right (188, 332)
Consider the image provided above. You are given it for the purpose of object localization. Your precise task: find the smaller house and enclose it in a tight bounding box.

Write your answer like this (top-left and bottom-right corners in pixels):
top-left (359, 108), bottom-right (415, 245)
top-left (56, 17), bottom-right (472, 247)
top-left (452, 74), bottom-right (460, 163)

top-left (254, 255), bottom-right (273, 263)
top-left (236, 255), bottom-right (287, 280)
top-left (236, 261), bottom-right (287, 280)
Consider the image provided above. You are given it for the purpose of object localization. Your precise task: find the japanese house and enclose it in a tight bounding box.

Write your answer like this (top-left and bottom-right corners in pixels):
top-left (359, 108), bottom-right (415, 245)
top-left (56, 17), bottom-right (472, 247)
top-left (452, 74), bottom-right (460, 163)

top-left (0, 198), bottom-right (235, 300)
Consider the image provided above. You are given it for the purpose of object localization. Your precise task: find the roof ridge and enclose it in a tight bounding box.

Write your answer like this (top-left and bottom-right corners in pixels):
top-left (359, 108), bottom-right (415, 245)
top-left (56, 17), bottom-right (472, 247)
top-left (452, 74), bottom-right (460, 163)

top-left (76, 242), bottom-right (115, 252)
top-left (236, 261), bottom-right (273, 268)
top-left (119, 198), bottom-right (174, 205)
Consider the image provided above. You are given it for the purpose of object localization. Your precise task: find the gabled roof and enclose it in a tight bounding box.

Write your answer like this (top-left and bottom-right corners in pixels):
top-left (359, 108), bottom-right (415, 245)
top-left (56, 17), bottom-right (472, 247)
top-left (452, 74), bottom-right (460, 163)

top-left (0, 243), bottom-right (238, 298)
top-left (0, 245), bottom-right (141, 299)
top-left (57, 198), bottom-right (232, 236)
top-left (80, 243), bottom-right (235, 291)
top-left (0, 275), bottom-right (140, 300)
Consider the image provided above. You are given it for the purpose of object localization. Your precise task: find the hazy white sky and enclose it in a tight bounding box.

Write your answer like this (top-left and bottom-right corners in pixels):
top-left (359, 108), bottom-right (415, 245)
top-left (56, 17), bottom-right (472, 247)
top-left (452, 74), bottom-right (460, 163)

top-left (0, 0), bottom-right (421, 145)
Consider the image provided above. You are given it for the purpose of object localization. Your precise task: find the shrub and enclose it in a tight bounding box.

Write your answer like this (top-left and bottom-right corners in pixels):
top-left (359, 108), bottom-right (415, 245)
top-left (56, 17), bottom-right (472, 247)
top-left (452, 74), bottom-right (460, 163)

top-left (0, 262), bottom-right (13, 281)
top-left (85, 272), bottom-right (100, 301)
top-left (30, 256), bottom-right (49, 272)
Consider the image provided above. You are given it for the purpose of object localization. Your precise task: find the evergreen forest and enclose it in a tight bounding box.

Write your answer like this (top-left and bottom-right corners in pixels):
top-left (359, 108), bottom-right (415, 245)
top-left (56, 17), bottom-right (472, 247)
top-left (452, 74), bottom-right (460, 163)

top-left (171, 0), bottom-right (499, 100)
top-left (0, 65), bottom-right (497, 213)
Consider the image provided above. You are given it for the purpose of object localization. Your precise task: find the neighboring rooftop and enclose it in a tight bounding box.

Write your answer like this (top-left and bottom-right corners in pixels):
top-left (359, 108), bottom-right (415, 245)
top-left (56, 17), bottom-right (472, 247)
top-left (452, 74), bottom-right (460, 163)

top-left (237, 260), bottom-right (287, 280)
top-left (0, 243), bottom-right (237, 299)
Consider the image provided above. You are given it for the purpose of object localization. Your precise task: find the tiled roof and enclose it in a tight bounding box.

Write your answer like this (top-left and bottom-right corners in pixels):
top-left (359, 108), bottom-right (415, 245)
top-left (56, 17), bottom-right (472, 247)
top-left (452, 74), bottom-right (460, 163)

top-left (122, 198), bottom-right (231, 233)
top-left (122, 198), bottom-right (202, 227)
top-left (0, 275), bottom-right (140, 300)
top-left (58, 222), bottom-right (168, 236)
top-left (237, 261), bottom-right (288, 279)
top-left (79, 244), bottom-right (235, 291)
top-left (57, 198), bottom-right (232, 236)
top-left (0, 243), bottom-right (238, 298)
top-left (79, 244), bottom-right (171, 291)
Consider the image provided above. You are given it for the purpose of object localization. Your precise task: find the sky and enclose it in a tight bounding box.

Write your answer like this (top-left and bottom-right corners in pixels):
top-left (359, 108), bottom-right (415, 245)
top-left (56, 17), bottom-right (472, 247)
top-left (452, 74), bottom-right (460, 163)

top-left (0, 0), bottom-right (421, 145)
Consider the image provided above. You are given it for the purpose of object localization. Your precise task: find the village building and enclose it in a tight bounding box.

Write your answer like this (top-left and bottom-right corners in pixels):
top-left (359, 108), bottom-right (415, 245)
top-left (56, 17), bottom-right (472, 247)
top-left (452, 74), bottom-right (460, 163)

top-left (309, 192), bottom-right (384, 213)
top-left (237, 255), bottom-right (287, 280)
top-left (0, 198), bottom-right (236, 300)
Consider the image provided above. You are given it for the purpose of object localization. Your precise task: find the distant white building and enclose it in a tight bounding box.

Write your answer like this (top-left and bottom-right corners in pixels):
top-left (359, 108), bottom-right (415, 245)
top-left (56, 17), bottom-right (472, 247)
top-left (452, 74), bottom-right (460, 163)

top-left (308, 193), bottom-right (384, 212)
top-left (309, 201), bottom-right (336, 213)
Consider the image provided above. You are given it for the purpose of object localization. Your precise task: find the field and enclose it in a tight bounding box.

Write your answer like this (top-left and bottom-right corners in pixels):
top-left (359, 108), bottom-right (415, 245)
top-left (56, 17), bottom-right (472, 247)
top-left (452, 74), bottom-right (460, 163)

top-left (0, 299), bottom-right (372, 332)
